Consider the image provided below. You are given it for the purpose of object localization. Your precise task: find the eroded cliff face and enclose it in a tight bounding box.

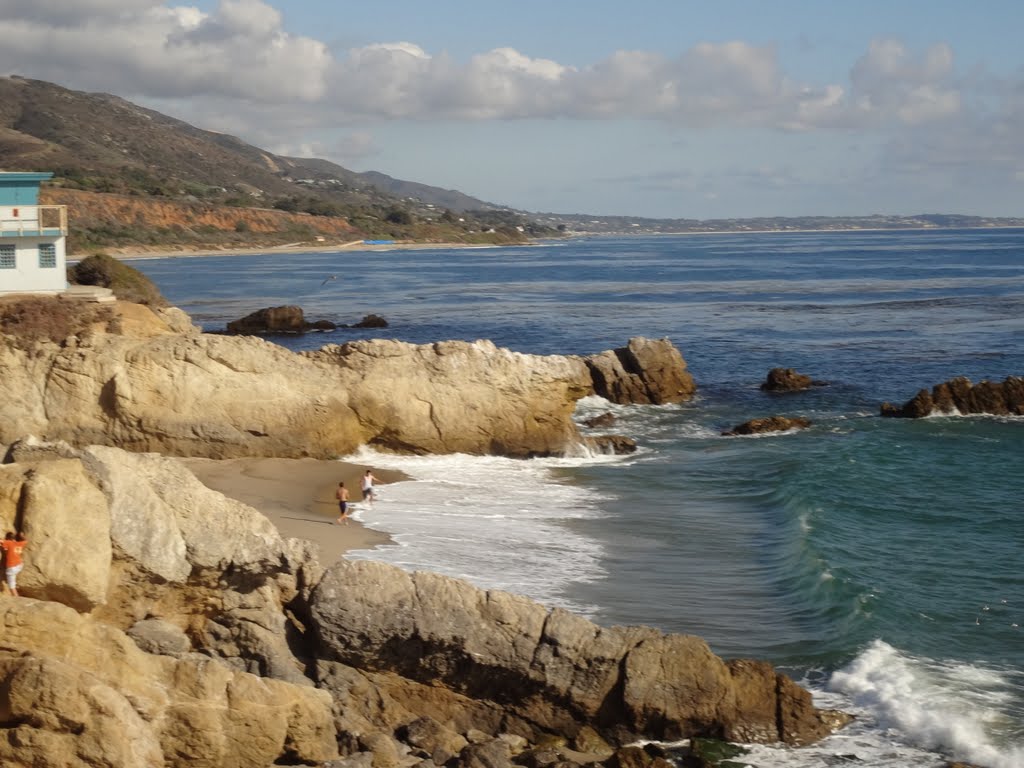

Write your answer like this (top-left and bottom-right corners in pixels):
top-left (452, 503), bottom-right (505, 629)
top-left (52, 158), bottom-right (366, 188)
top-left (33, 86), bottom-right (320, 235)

top-left (1, 300), bottom-right (696, 460)
top-left (0, 440), bottom-right (849, 767)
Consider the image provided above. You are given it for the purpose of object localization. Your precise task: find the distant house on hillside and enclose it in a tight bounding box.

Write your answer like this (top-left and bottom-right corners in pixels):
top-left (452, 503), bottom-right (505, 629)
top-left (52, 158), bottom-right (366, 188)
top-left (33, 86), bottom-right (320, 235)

top-left (0, 172), bottom-right (68, 295)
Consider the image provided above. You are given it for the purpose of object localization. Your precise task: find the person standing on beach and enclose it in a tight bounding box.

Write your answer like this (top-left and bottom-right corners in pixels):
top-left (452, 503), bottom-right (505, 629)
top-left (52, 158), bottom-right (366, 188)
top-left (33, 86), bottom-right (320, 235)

top-left (1, 532), bottom-right (27, 597)
top-left (361, 469), bottom-right (382, 507)
top-left (335, 481), bottom-right (350, 525)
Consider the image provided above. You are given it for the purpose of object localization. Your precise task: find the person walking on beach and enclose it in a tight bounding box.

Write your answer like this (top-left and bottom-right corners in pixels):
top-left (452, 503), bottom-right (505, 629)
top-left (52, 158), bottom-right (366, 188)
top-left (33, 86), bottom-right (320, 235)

top-left (1, 532), bottom-right (27, 597)
top-left (361, 469), bottom-right (382, 507)
top-left (335, 481), bottom-right (350, 525)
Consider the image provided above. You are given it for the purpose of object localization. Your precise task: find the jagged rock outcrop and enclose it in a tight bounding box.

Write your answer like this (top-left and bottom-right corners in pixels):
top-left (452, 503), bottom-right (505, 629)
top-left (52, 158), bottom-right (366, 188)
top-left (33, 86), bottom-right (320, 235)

top-left (722, 416), bottom-right (812, 436)
top-left (0, 439), bottom-right (849, 765)
top-left (585, 434), bottom-right (637, 454)
top-left (0, 442), bottom-right (340, 767)
top-left (584, 337), bottom-right (696, 405)
top-left (305, 339), bottom-right (593, 457)
top-left (880, 376), bottom-right (1024, 418)
top-left (226, 305), bottom-right (337, 334)
top-left (1, 329), bottom-right (603, 458)
top-left (760, 367), bottom-right (827, 392)
top-left (309, 560), bottom-right (847, 747)
top-left (0, 600), bottom-right (338, 767)
top-left (3, 294), bottom-right (700, 459)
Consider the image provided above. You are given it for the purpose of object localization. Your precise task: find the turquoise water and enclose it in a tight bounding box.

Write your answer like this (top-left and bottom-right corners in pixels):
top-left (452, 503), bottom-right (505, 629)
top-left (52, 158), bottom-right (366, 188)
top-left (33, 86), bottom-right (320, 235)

top-left (134, 230), bottom-right (1024, 767)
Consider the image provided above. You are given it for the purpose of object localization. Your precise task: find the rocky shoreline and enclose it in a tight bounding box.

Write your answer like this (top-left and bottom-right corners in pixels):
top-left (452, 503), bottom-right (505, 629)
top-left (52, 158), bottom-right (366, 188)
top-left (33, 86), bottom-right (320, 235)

top-left (0, 438), bottom-right (849, 767)
top-left (0, 294), bottom-right (856, 767)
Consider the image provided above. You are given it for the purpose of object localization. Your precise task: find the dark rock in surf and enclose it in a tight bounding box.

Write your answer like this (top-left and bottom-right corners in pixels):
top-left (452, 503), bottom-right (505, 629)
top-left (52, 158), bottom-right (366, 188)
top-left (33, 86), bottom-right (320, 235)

top-left (353, 313), bottom-right (389, 329)
top-left (585, 434), bottom-right (637, 454)
top-left (760, 367), bottom-right (828, 392)
top-left (225, 305), bottom-right (336, 334)
top-left (584, 337), bottom-right (696, 405)
top-left (722, 416), bottom-right (812, 436)
top-left (582, 413), bottom-right (616, 429)
top-left (880, 376), bottom-right (1024, 418)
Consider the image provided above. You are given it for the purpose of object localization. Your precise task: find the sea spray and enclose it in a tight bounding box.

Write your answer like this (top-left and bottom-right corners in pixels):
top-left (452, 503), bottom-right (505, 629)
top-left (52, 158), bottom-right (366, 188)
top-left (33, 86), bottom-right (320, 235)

top-left (341, 447), bottom-right (623, 615)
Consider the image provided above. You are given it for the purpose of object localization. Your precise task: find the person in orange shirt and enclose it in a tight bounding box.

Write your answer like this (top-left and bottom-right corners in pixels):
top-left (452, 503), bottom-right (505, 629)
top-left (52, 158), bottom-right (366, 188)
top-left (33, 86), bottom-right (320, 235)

top-left (1, 532), bottom-right (27, 597)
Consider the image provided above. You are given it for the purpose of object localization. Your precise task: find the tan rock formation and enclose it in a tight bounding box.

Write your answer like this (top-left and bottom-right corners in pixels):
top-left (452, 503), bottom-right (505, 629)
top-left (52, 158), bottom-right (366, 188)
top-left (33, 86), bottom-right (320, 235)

top-left (0, 599), bottom-right (338, 767)
top-left (308, 339), bottom-right (592, 457)
top-left (3, 300), bottom-right (700, 459)
top-left (309, 560), bottom-right (846, 747)
top-left (584, 337), bottom-right (696, 405)
top-left (0, 458), bottom-right (112, 610)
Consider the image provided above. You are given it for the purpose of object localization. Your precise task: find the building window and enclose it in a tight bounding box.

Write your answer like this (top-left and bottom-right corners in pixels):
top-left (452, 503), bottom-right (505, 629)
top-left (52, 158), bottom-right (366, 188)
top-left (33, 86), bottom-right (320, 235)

top-left (0, 245), bottom-right (14, 269)
top-left (38, 243), bottom-right (57, 269)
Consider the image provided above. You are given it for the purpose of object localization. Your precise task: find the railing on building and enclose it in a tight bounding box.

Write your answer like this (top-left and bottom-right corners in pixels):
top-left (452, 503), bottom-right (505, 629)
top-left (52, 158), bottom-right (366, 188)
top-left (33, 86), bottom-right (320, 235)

top-left (0, 205), bottom-right (68, 237)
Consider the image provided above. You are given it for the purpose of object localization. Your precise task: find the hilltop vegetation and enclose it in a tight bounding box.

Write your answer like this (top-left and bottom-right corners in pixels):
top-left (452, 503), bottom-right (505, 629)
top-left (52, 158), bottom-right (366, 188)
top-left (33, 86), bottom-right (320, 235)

top-left (0, 76), bottom-right (556, 253)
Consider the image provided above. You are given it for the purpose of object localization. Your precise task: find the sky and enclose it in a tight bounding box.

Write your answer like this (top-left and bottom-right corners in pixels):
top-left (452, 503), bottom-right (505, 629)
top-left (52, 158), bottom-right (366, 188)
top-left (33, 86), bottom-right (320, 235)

top-left (1, 0), bottom-right (1023, 219)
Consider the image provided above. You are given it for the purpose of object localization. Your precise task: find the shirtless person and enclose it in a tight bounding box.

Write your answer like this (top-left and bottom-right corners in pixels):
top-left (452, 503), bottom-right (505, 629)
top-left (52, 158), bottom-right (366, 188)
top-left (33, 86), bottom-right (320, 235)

top-left (335, 481), bottom-right (350, 525)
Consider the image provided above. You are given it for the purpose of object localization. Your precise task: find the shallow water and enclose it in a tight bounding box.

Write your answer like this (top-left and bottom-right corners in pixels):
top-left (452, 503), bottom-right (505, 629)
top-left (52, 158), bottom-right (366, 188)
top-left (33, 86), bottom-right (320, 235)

top-left (135, 229), bottom-right (1024, 767)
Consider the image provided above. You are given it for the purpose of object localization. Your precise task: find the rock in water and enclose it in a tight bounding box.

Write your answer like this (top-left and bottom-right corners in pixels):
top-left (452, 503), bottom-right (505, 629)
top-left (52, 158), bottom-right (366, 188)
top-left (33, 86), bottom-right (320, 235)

top-left (760, 367), bottom-right (821, 392)
top-left (585, 337), bottom-right (696, 405)
top-left (880, 376), bottom-right (1024, 417)
top-left (723, 416), bottom-right (812, 436)
top-left (226, 305), bottom-right (336, 334)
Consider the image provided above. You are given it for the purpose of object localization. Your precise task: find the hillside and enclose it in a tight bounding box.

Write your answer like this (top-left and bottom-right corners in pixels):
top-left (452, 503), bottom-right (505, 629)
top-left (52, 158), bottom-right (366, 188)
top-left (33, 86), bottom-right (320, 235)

top-left (0, 76), bottom-right (548, 253)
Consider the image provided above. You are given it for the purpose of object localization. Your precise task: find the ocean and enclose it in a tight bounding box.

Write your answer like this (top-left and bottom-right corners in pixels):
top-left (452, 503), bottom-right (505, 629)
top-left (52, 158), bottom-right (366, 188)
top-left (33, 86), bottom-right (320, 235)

top-left (132, 230), bottom-right (1024, 768)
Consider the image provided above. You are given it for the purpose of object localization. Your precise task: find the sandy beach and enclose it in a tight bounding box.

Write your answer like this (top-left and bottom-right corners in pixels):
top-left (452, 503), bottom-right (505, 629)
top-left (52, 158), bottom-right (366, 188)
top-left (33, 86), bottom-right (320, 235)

top-left (105, 239), bottom-right (511, 261)
top-left (179, 456), bottom-right (405, 559)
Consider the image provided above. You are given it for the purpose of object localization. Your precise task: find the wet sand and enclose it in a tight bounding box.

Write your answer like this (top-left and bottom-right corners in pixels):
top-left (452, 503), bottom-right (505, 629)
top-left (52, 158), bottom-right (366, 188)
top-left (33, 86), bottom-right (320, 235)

top-left (179, 456), bottom-right (405, 558)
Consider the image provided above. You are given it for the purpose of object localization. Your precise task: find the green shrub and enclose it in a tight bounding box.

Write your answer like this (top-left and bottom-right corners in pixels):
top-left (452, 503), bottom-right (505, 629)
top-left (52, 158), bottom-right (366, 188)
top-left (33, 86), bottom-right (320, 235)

top-left (69, 253), bottom-right (169, 307)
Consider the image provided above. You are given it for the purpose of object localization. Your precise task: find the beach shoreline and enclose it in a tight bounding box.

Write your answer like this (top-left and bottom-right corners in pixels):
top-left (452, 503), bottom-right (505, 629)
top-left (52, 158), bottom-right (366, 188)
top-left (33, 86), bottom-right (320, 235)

top-left (100, 239), bottom-right (521, 262)
top-left (179, 456), bottom-right (406, 558)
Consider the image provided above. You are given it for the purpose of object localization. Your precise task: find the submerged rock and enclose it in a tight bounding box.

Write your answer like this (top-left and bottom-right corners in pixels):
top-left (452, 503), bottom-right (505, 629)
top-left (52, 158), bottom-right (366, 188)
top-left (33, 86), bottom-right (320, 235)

top-left (723, 416), bottom-right (812, 436)
top-left (881, 376), bottom-right (1024, 417)
top-left (760, 367), bottom-right (828, 392)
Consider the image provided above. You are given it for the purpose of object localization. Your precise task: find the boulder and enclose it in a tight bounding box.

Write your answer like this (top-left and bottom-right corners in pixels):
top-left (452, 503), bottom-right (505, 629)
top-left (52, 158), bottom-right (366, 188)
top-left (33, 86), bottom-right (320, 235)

top-left (881, 376), bottom-right (1024, 417)
top-left (584, 338), bottom-right (696, 405)
top-left (126, 617), bottom-right (192, 656)
top-left (354, 314), bottom-right (389, 328)
top-left (0, 599), bottom-right (338, 768)
top-left (581, 413), bottom-right (616, 429)
top-left (308, 560), bottom-right (844, 747)
top-left (722, 416), bottom-right (812, 436)
top-left (226, 305), bottom-right (337, 334)
top-left (584, 435), bottom-right (637, 454)
top-left (308, 339), bottom-right (592, 458)
top-left (13, 459), bottom-right (113, 610)
top-left (760, 367), bottom-right (827, 392)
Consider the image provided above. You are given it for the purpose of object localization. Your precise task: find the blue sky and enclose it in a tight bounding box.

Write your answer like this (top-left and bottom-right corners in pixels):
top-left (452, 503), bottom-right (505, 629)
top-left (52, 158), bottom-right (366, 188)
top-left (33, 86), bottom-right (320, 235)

top-left (2, 1), bottom-right (1023, 219)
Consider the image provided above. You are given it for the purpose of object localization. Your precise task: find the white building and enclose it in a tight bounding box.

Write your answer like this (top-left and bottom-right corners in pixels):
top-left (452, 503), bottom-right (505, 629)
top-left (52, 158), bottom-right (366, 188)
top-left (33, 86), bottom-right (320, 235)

top-left (0, 172), bottom-right (69, 295)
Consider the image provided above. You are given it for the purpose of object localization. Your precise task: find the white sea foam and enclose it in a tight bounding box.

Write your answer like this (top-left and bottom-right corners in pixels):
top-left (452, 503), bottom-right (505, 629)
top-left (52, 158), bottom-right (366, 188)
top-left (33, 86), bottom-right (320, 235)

top-left (340, 447), bottom-right (621, 616)
top-left (823, 640), bottom-right (1024, 767)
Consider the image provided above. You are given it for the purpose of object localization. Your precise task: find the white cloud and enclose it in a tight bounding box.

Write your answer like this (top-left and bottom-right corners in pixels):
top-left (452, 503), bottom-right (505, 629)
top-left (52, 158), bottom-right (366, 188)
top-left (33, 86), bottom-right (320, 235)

top-left (849, 39), bottom-right (961, 125)
top-left (2, 1), bottom-right (1023, 212)
top-left (0, 0), bottom-right (329, 101)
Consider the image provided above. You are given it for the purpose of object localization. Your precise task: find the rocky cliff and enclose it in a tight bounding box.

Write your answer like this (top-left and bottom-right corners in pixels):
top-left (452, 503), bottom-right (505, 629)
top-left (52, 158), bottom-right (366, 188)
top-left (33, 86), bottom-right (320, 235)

top-left (0, 439), bottom-right (849, 767)
top-left (0, 299), bottom-right (691, 459)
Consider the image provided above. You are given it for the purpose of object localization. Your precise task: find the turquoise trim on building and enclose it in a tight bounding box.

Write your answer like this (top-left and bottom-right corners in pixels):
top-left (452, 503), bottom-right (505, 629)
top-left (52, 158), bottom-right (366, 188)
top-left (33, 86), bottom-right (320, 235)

top-left (0, 172), bottom-right (53, 206)
top-left (0, 230), bottom-right (64, 238)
